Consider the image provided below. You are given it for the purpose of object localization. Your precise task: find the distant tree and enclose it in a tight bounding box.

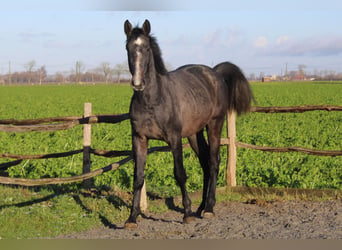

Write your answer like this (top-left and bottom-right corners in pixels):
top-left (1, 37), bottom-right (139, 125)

top-left (0, 73), bottom-right (4, 85)
top-left (289, 70), bottom-right (297, 79)
top-left (113, 63), bottom-right (129, 83)
top-left (55, 72), bottom-right (65, 84)
top-left (328, 70), bottom-right (336, 80)
top-left (249, 73), bottom-right (256, 81)
top-left (298, 64), bottom-right (306, 78)
top-left (11, 72), bottom-right (19, 84)
top-left (75, 61), bottom-right (85, 83)
top-left (24, 60), bottom-right (36, 85)
top-left (92, 68), bottom-right (106, 82)
top-left (313, 69), bottom-right (320, 79)
top-left (100, 62), bottom-right (112, 84)
top-left (8, 61), bottom-right (11, 85)
top-left (84, 70), bottom-right (95, 83)
top-left (37, 65), bottom-right (47, 85)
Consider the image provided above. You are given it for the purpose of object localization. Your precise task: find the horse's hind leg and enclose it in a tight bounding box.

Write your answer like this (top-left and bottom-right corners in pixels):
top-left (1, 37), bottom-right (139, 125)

top-left (204, 118), bottom-right (224, 217)
top-left (188, 131), bottom-right (210, 217)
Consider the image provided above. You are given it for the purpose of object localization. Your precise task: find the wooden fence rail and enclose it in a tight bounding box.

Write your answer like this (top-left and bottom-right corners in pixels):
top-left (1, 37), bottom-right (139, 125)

top-left (0, 114), bottom-right (130, 132)
top-left (1, 104), bottom-right (341, 188)
top-left (251, 105), bottom-right (342, 113)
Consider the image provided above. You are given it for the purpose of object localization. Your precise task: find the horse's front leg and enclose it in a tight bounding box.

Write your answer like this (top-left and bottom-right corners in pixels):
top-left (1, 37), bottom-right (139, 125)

top-left (170, 136), bottom-right (195, 224)
top-left (125, 134), bottom-right (148, 228)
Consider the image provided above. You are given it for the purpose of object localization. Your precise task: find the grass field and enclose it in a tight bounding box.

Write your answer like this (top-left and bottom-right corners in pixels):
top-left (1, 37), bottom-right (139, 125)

top-left (0, 81), bottom-right (341, 239)
top-left (0, 82), bottom-right (341, 192)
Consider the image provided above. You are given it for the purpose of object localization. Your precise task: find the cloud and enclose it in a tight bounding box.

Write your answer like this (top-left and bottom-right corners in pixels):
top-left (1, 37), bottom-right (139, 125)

top-left (288, 36), bottom-right (342, 56)
top-left (18, 31), bottom-right (55, 42)
top-left (224, 26), bottom-right (241, 47)
top-left (276, 36), bottom-right (290, 45)
top-left (203, 29), bottom-right (222, 47)
top-left (43, 39), bottom-right (67, 49)
top-left (256, 35), bottom-right (342, 57)
top-left (254, 36), bottom-right (268, 48)
top-left (202, 26), bottom-right (241, 49)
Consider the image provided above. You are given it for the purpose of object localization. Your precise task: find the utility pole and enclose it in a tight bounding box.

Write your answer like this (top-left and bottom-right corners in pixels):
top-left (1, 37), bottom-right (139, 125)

top-left (76, 61), bottom-right (79, 83)
top-left (8, 61), bottom-right (11, 85)
top-left (75, 61), bottom-right (84, 84)
top-left (285, 62), bottom-right (288, 80)
top-left (280, 68), bottom-right (283, 80)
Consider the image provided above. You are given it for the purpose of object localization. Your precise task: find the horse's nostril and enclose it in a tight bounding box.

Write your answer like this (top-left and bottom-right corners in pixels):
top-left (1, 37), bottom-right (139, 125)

top-left (131, 79), bottom-right (145, 91)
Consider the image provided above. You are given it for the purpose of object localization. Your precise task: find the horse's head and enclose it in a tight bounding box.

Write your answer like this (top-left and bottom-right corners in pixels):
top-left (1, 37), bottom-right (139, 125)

top-left (124, 19), bottom-right (152, 91)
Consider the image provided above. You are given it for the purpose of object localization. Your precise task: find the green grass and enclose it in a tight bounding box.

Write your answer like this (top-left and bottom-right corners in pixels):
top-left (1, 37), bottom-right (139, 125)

top-left (0, 84), bottom-right (132, 119)
top-left (0, 82), bottom-right (341, 192)
top-left (0, 82), bottom-right (341, 238)
top-left (1, 81), bottom-right (341, 239)
top-left (235, 81), bottom-right (341, 189)
top-left (0, 185), bottom-right (131, 239)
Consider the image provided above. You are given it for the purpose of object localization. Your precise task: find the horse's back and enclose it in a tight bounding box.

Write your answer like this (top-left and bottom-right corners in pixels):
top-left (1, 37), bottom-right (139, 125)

top-left (170, 64), bottom-right (223, 93)
top-left (170, 64), bottom-right (227, 109)
top-left (169, 64), bottom-right (228, 136)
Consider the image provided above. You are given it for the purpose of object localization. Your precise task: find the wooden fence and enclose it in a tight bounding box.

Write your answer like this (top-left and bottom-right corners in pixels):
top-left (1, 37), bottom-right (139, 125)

top-left (1, 103), bottom-right (341, 207)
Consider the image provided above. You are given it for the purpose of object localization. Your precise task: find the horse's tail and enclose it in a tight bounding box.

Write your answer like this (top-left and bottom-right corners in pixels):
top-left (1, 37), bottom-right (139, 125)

top-left (213, 62), bottom-right (255, 115)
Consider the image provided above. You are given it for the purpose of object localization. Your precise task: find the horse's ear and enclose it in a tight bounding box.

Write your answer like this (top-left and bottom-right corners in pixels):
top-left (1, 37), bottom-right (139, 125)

top-left (142, 19), bottom-right (151, 35)
top-left (124, 20), bottom-right (132, 36)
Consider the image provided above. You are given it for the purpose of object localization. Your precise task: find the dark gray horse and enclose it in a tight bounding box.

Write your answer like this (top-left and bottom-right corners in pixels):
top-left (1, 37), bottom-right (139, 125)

top-left (124, 19), bottom-right (254, 228)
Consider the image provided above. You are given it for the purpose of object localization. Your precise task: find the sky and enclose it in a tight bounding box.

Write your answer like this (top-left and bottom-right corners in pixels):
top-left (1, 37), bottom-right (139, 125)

top-left (1, 0), bottom-right (342, 77)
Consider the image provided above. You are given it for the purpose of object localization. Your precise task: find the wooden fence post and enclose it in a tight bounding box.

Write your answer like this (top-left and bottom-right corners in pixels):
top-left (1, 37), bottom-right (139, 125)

top-left (140, 180), bottom-right (147, 212)
top-left (83, 102), bottom-right (92, 188)
top-left (226, 110), bottom-right (237, 186)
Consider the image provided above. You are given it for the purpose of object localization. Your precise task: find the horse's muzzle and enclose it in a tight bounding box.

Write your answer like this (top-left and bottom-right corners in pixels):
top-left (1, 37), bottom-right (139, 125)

top-left (131, 78), bottom-right (145, 91)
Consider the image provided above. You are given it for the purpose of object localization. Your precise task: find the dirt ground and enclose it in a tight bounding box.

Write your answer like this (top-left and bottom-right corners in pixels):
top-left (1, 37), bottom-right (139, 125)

top-left (56, 198), bottom-right (341, 239)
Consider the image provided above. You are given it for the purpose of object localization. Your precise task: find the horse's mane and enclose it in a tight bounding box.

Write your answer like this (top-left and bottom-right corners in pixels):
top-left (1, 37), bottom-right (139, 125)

top-left (127, 27), bottom-right (168, 75)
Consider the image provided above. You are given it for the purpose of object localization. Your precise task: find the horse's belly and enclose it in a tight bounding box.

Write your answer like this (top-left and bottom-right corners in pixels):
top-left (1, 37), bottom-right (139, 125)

top-left (180, 112), bottom-right (212, 137)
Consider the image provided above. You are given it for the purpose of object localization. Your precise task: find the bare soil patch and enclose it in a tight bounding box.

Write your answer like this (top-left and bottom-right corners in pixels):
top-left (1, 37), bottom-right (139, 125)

top-left (56, 198), bottom-right (341, 239)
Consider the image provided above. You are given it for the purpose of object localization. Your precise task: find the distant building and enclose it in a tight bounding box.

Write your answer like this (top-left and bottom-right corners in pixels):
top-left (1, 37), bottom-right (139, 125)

top-left (262, 76), bottom-right (272, 82)
top-left (291, 74), bottom-right (306, 81)
top-left (261, 75), bottom-right (277, 82)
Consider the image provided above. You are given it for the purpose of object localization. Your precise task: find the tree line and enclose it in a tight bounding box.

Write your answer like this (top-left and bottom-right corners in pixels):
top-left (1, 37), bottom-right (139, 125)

top-left (2, 60), bottom-right (341, 85)
top-left (0, 60), bottom-right (131, 85)
top-left (249, 64), bottom-right (342, 82)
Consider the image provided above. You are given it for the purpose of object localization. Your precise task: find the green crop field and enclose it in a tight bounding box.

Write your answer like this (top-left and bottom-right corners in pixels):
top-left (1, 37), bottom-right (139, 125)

top-left (0, 82), bottom-right (341, 193)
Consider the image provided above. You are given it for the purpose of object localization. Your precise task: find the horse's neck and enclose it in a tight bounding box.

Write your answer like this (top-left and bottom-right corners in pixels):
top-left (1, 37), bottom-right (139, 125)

top-left (139, 66), bottom-right (163, 105)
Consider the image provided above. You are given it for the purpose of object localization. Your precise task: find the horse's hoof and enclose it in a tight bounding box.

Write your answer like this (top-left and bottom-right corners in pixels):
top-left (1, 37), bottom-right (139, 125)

top-left (202, 211), bottom-right (215, 219)
top-left (124, 222), bottom-right (138, 229)
top-left (183, 216), bottom-right (196, 224)
top-left (195, 211), bottom-right (202, 218)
